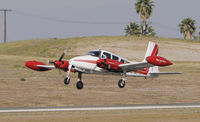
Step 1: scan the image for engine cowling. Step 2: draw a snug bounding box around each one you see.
[54,60,69,72]
[25,61,51,71]
[96,59,123,72]
[146,56,172,66]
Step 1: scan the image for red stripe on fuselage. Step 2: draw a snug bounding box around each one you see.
[74,59,96,64]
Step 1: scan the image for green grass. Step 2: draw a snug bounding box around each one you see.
[20,78,26,82]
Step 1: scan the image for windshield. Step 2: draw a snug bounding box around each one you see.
[87,51,100,57]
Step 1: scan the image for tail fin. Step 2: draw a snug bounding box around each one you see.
[143,41,158,61]
[144,42,182,77]
[144,41,160,77]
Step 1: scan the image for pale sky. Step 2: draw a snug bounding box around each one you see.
[0,0,200,42]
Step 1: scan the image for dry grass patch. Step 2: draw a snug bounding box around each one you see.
[0,54,199,108]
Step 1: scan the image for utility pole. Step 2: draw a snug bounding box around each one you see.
[0,9,11,43]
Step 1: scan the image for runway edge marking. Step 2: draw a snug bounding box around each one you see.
[1,104,200,113]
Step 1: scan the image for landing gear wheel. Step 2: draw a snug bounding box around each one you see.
[64,77,70,85]
[76,81,83,90]
[118,79,125,88]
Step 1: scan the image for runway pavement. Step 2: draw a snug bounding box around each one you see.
[0,104,200,113]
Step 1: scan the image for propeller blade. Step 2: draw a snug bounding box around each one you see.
[57,68,65,78]
[59,50,67,62]
[59,53,65,62]
[99,48,102,60]
[46,60,50,65]
[49,60,55,64]
[59,69,61,74]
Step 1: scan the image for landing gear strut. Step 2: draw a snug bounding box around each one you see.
[64,65,72,85]
[76,72,83,90]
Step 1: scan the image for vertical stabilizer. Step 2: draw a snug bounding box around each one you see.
[143,41,158,61]
[144,42,160,76]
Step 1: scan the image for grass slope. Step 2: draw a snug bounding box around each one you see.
[0,36,200,61]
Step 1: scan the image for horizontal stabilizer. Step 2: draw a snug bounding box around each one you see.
[149,72,182,75]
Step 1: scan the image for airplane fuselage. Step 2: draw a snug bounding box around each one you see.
[70,55,119,75]
[70,55,150,77]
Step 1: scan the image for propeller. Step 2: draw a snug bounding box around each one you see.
[46,50,69,78]
[94,48,102,70]
[58,50,71,80]
[58,50,67,75]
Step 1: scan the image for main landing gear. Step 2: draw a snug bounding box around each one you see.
[64,72,83,90]
[76,73,83,90]
[118,71,126,88]
[64,71,126,89]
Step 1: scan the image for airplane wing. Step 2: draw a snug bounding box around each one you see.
[37,65,56,69]
[119,62,153,72]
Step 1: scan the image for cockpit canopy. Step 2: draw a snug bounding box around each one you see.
[87,51,100,57]
[87,50,128,63]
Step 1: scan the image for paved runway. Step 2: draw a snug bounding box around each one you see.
[0,104,200,113]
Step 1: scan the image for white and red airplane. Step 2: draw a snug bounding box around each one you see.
[25,41,181,89]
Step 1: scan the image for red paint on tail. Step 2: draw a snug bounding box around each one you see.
[151,44,158,56]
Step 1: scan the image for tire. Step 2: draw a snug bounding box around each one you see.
[118,79,125,88]
[76,81,83,89]
[64,77,70,85]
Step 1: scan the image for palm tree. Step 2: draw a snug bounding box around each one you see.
[125,22,141,36]
[141,23,155,37]
[199,26,200,39]
[135,0,154,35]
[179,18,196,40]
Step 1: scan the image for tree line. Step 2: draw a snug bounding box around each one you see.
[125,0,200,40]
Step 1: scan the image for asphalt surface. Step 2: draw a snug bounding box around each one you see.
[0,104,200,113]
